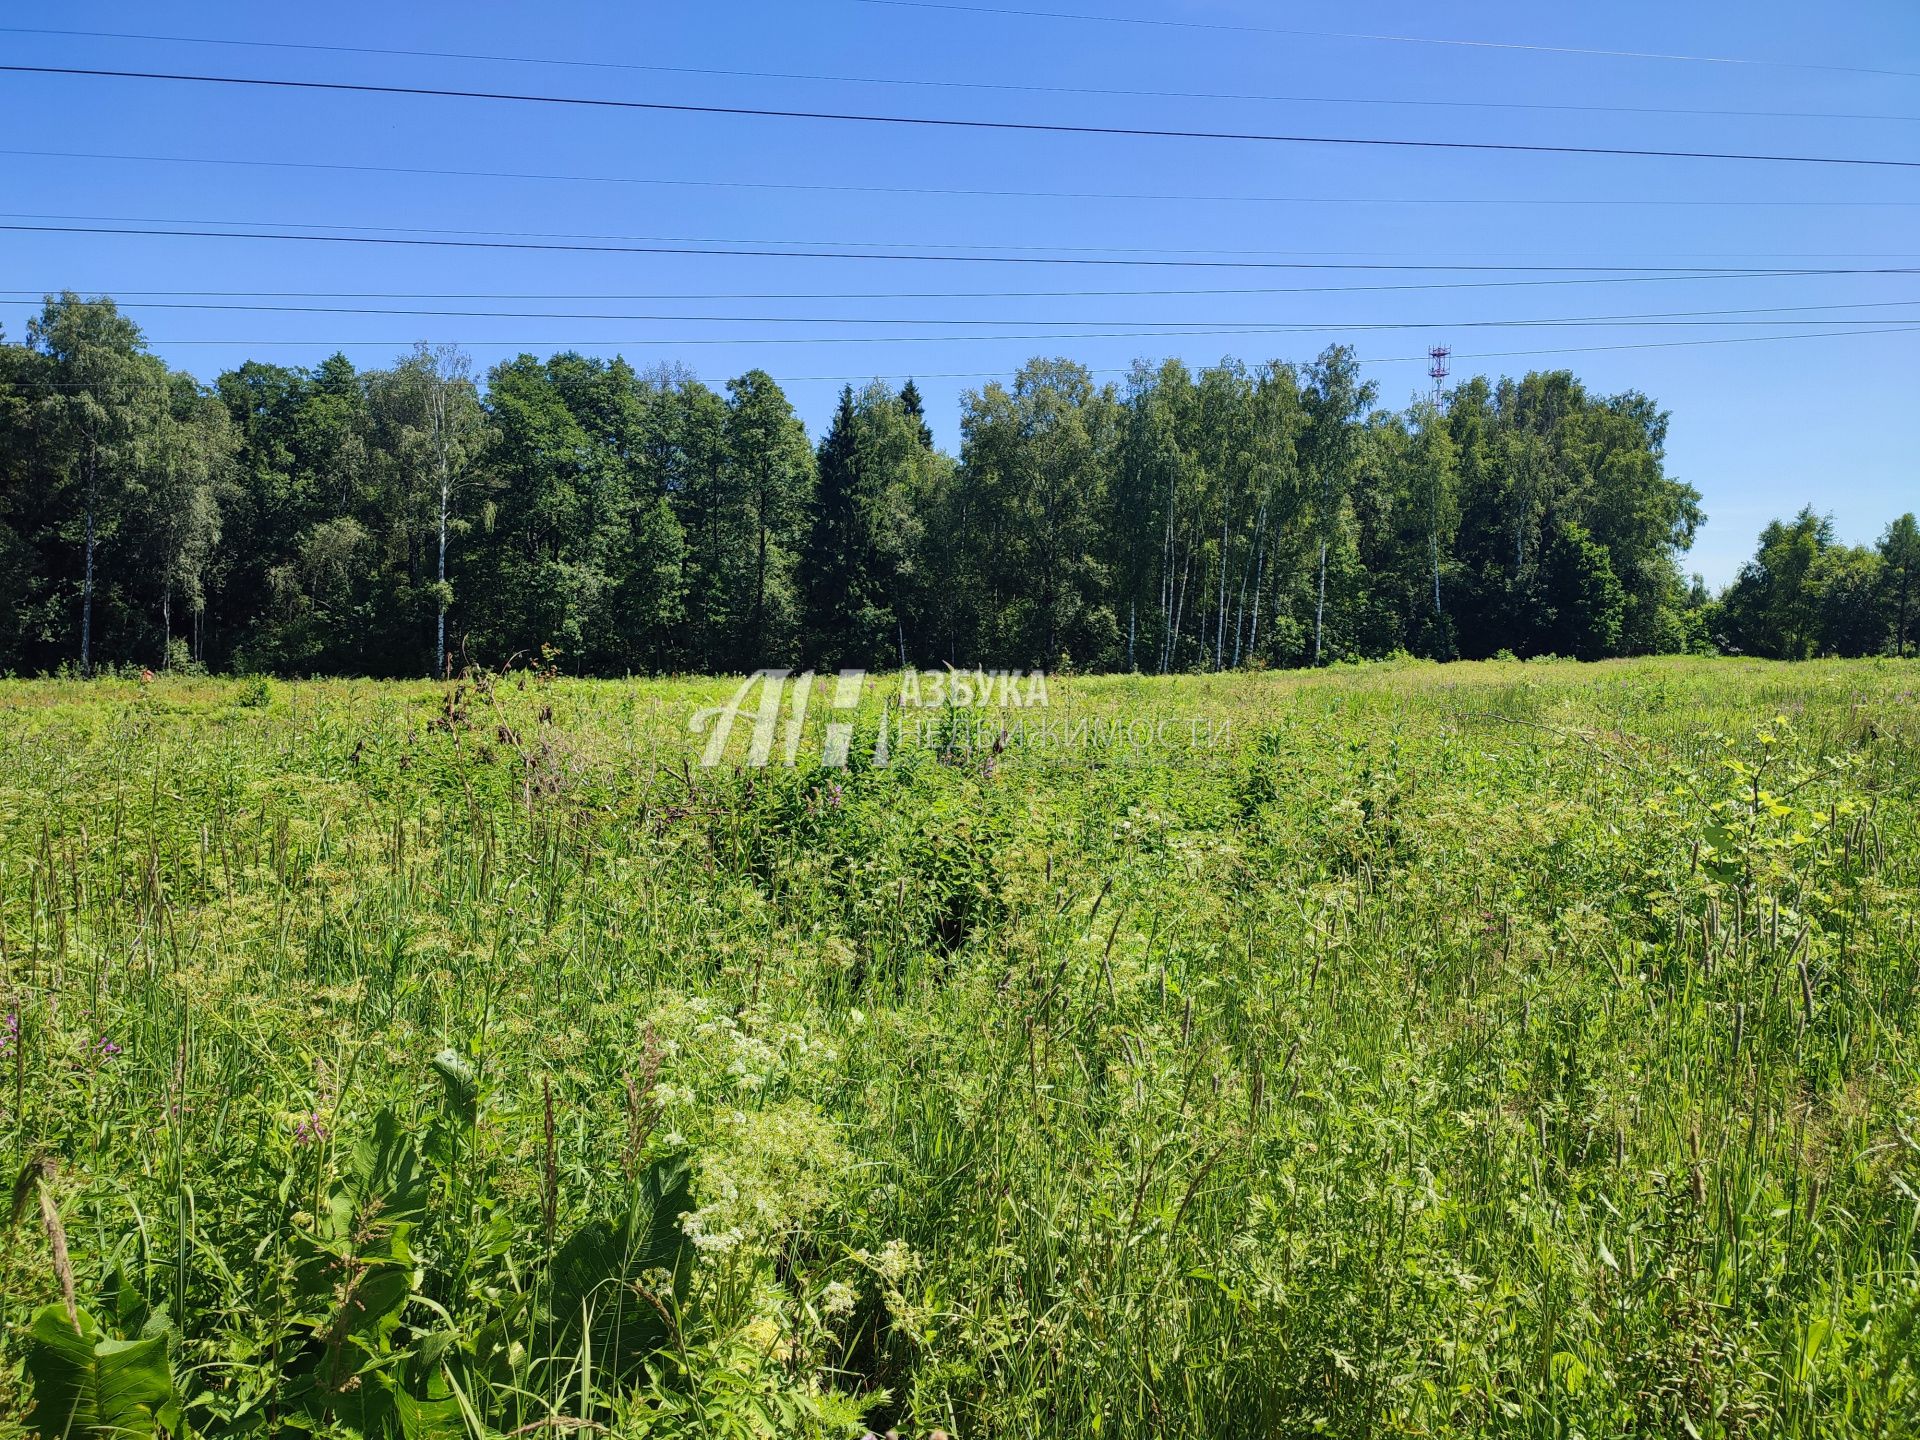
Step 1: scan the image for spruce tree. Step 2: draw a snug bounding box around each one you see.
[899,378,934,450]
[800,387,867,664]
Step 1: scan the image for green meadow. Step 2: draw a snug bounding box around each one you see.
[2,658,1917,1438]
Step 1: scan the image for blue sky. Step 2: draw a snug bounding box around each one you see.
[2,0,1915,585]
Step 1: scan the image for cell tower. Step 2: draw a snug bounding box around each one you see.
[1427,344,1451,409]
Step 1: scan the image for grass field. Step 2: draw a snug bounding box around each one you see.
[2,658,1917,1438]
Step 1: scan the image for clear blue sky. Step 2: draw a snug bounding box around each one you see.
[3,0,1915,585]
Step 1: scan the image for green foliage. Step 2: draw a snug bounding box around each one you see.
[1535,520,1627,659]
[800,383,937,670]
[2,661,1917,1437]
[463,352,687,674]
[719,369,816,668]
[542,1156,693,1381]
[1719,506,1909,659]
[3,304,1907,674]
[24,1305,179,1439]
[1878,512,1919,657]
[233,672,273,707]
[957,357,1121,668]
[6,294,228,678]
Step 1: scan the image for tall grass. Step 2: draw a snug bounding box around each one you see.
[1,657,1916,1437]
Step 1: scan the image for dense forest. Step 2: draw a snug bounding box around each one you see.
[0,292,1914,677]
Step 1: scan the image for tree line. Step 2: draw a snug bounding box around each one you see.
[1,293,1914,677]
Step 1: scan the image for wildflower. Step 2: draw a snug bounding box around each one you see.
[96,1036,122,1060]
[874,1239,918,1285]
[680,1207,743,1260]
[0,1011,17,1055]
[820,1280,857,1317]
[293,1112,328,1146]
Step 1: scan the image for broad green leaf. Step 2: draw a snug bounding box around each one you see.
[25,1304,178,1439]
[544,1154,695,1382]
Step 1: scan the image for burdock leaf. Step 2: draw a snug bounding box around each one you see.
[25,1303,177,1439]
[431,1047,478,1123]
[543,1154,695,1381]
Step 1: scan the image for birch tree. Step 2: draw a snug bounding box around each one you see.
[376,344,483,676]
[1300,347,1377,666]
[27,294,168,675]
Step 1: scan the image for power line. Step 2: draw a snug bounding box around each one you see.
[111,322,1920,347]
[5,24,1913,124]
[10,221,1920,275]
[847,0,1920,82]
[11,148,1914,210]
[10,210,1916,264]
[8,273,1916,303]
[12,296,1918,330]
[93,327,1920,372]
[6,65,1919,169]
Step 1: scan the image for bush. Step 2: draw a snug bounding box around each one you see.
[233,673,273,708]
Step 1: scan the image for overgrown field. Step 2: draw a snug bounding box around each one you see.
[2,659,1918,1438]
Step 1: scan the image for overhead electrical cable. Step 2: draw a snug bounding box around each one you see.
[20,296,1920,329]
[8,209,1915,263]
[3,24,1913,123]
[4,65,1918,169]
[7,274,1913,301]
[10,148,1913,209]
[9,221,1920,276]
[113,322,1920,347]
[116,326,1920,358]
[847,0,1920,82]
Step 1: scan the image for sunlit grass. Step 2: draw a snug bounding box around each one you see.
[2,657,1917,1437]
